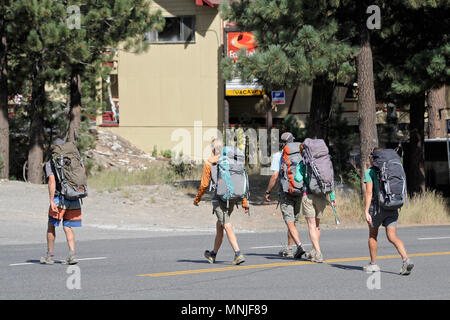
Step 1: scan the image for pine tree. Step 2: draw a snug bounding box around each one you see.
[219,0,356,142]
[370,0,450,194]
[64,0,164,142]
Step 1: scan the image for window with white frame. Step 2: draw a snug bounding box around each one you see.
[146,16,195,43]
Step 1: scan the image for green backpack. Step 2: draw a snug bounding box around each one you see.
[51,141,88,200]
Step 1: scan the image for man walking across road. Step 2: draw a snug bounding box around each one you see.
[194,138,249,265]
[40,139,82,265]
[300,138,336,263]
[363,148,414,275]
[265,132,306,259]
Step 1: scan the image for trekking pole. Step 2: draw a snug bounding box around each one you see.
[330,202,340,225]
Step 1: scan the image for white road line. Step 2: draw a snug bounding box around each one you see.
[9,257,107,266]
[250,244,311,249]
[418,236,450,241]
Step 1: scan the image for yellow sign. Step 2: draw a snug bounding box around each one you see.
[226,89,265,96]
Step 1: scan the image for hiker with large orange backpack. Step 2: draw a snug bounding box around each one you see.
[275,132,307,260]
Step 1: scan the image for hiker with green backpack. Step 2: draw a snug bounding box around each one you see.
[193,138,249,265]
[363,147,414,275]
[40,139,88,265]
[299,138,337,263]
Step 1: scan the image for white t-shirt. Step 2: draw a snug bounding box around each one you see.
[270,151,282,172]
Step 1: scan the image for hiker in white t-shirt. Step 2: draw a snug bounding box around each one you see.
[265,132,305,259]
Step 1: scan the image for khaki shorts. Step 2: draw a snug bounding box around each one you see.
[213,199,235,225]
[302,193,328,219]
[280,193,302,224]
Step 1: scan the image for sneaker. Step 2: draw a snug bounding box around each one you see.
[363,263,380,273]
[40,254,54,265]
[62,254,78,265]
[204,250,216,264]
[293,245,305,259]
[311,251,324,263]
[400,258,414,275]
[304,249,316,261]
[278,246,294,258]
[232,254,245,265]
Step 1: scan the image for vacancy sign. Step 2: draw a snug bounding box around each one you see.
[272,91,285,104]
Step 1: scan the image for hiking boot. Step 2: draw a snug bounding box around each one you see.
[232,254,245,265]
[311,251,324,263]
[400,258,414,275]
[363,263,380,273]
[278,246,294,258]
[204,250,216,264]
[62,254,78,265]
[40,254,54,265]
[293,245,305,259]
[304,249,316,261]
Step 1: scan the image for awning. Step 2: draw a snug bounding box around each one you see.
[195,0,225,7]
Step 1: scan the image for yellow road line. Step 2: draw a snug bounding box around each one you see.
[137,251,450,278]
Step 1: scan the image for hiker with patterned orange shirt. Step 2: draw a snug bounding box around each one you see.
[194,138,248,265]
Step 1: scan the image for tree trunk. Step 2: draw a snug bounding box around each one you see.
[27,80,46,184]
[308,76,335,143]
[224,98,229,132]
[427,86,446,139]
[67,70,82,142]
[0,26,9,179]
[406,94,426,195]
[357,27,379,196]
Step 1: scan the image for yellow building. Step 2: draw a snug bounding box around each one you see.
[101,0,226,162]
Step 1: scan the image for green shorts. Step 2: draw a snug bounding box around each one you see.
[302,193,328,219]
[279,193,302,224]
[213,199,235,225]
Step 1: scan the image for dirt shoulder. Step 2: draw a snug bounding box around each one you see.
[0,179,366,237]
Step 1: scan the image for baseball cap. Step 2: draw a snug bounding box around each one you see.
[281,132,294,143]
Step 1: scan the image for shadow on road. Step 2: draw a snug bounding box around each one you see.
[328,263,399,275]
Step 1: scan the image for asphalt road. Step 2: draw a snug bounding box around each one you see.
[1,225,449,300]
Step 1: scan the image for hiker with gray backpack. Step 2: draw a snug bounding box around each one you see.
[300,138,337,263]
[40,139,88,265]
[193,138,249,265]
[363,147,414,275]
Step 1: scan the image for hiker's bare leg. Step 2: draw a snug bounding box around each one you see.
[286,221,301,245]
[306,217,321,253]
[223,223,240,252]
[368,227,378,264]
[287,230,294,247]
[63,226,75,253]
[213,220,224,253]
[386,226,408,260]
[46,222,56,255]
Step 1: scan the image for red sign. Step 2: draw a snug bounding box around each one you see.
[227,32,257,61]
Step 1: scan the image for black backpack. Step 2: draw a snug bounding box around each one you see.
[372,149,407,211]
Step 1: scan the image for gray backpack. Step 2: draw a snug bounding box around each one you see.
[302,138,334,195]
[279,142,304,196]
[372,149,407,211]
[51,142,88,201]
[209,146,249,204]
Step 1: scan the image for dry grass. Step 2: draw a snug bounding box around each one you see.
[321,189,450,226]
[398,190,450,225]
[88,162,177,192]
